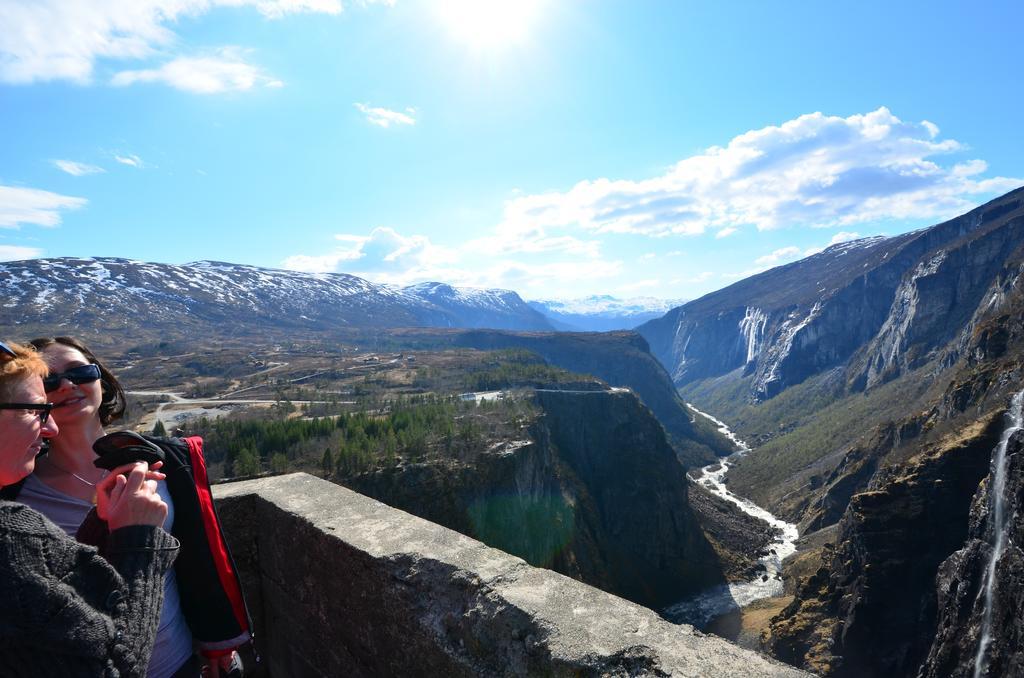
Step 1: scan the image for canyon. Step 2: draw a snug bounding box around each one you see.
[4,185,1024,676]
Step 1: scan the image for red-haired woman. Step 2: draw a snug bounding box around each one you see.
[0,339,177,676]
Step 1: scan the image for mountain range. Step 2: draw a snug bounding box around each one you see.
[0,258,554,343]
[527,295,687,332]
[639,186,1024,402]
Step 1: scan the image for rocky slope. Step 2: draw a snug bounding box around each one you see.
[920,426,1024,678]
[450,329,735,466]
[623,186,1024,675]
[345,388,725,610]
[762,271,1024,676]
[639,186,1024,401]
[0,257,553,344]
[763,413,1006,676]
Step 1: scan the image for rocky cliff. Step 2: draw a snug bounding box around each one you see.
[630,186,1024,676]
[920,425,1024,678]
[345,388,725,610]
[639,186,1024,402]
[763,280,1024,676]
[449,329,735,466]
[764,414,1005,676]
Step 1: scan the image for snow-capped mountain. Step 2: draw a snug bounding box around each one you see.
[0,258,553,343]
[638,186,1024,400]
[528,295,687,332]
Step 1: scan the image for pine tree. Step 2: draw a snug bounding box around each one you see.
[152,419,167,437]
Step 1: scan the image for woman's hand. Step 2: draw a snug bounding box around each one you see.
[96,462,168,531]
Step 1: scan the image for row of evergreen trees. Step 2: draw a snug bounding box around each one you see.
[184,394,533,478]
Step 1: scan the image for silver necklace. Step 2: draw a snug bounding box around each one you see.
[43,455,106,503]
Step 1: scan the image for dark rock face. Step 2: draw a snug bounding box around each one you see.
[765,415,1006,677]
[920,429,1024,678]
[638,187,1024,401]
[347,389,724,610]
[451,329,734,465]
[797,417,924,535]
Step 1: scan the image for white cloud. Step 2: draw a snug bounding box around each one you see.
[113,48,281,94]
[0,0,389,86]
[255,0,343,20]
[0,185,87,228]
[0,245,44,261]
[114,154,145,168]
[283,227,459,284]
[354,103,417,128]
[685,271,714,283]
[755,246,802,266]
[53,160,106,176]
[828,231,861,245]
[283,226,623,293]
[490,108,1021,243]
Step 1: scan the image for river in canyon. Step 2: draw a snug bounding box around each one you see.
[663,405,800,628]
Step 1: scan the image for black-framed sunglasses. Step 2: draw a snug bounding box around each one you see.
[0,403,53,424]
[0,340,16,360]
[42,364,102,393]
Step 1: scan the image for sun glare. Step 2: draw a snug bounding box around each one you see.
[435,0,545,50]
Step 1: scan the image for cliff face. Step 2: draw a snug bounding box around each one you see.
[764,415,1004,677]
[639,187,1024,402]
[346,389,724,610]
[920,427,1024,678]
[647,189,1024,676]
[450,330,734,465]
[763,283,1024,676]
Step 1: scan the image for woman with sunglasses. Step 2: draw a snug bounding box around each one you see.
[1,340,177,676]
[11,336,250,678]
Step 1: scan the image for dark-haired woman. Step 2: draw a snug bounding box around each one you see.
[1,339,177,676]
[12,337,250,678]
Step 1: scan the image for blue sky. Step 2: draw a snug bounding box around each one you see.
[1,0,1022,301]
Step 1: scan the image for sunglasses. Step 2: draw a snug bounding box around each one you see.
[43,364,102,393]
[0,340,16,360]
[0,402,53,424]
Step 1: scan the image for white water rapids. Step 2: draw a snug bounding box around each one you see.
[663,405,800,628]
[972,389,1024,678]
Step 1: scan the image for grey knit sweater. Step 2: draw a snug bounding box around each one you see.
[0,500,179,677]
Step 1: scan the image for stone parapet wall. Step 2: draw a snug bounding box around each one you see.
[214,473,809,677]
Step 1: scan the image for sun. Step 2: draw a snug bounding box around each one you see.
[434,0,545,51]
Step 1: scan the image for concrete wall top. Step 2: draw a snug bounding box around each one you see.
[214,473,810,677]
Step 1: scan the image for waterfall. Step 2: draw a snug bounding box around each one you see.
[972,389,1024,678]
